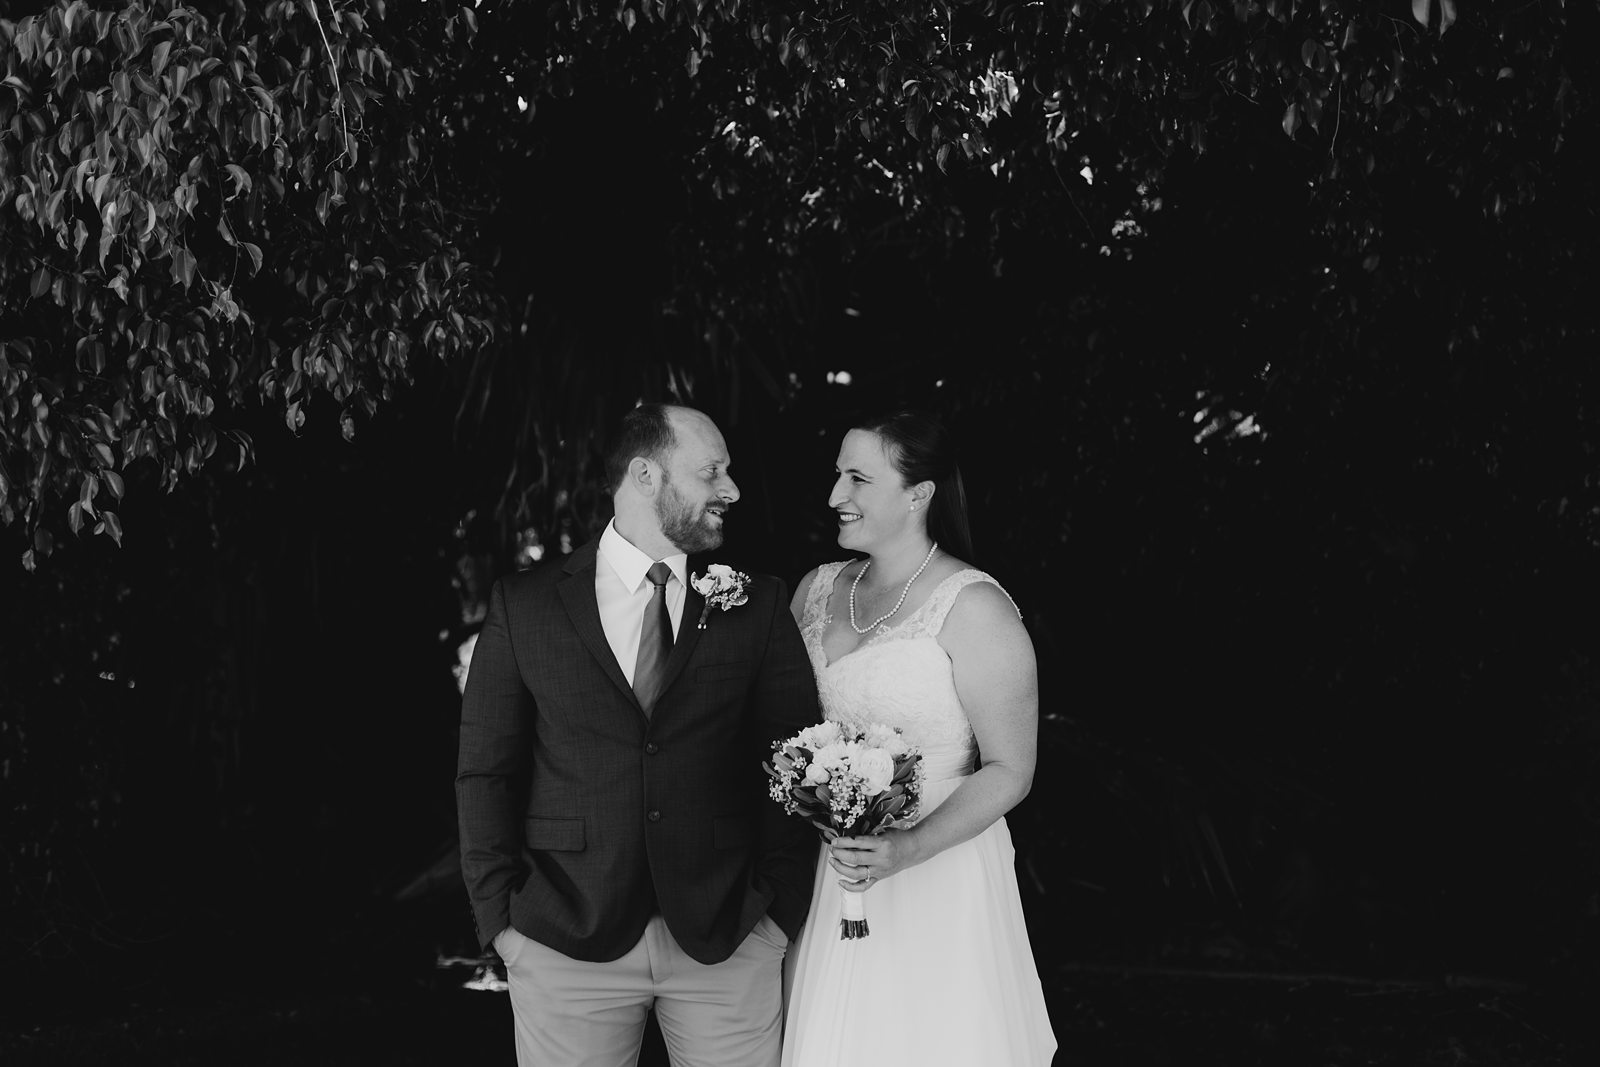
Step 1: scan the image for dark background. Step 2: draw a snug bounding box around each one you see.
[4,319,1598,1062]
[4,1,1600,1063]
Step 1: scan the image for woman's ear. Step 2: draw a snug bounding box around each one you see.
[909,480,936,511]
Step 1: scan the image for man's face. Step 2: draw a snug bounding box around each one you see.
[654,411,740,554]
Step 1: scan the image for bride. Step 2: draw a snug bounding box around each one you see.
[781,410,1057,1066]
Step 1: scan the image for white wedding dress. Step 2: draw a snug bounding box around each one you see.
[781,563,1057,1067]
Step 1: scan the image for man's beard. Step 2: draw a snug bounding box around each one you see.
[656,476,725,554]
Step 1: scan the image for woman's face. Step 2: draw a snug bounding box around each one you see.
[828,429,916,553]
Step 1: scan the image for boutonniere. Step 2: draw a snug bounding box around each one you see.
[690,563,751,629]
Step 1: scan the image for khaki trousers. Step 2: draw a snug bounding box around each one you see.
[495,914,789,1067]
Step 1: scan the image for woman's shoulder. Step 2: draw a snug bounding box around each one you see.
[924,553,977,586]
[926,560,1023,627]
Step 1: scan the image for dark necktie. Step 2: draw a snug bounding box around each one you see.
[632,561,674,715]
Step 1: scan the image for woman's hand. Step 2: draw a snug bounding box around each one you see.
[827,828,923,892]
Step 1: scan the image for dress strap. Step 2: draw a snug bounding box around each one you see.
[917,569,1021,638]
[801,560,851,631]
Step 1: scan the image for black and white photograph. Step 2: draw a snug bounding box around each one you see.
[2,1,1597,1064]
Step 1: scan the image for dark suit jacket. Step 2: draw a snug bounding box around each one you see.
[455,540,821,965]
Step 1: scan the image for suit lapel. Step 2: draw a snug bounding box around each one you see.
[556,542,637,709]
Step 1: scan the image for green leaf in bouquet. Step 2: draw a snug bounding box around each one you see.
[793,789,831,822]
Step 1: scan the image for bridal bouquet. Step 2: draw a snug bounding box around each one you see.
[764,720,923,939]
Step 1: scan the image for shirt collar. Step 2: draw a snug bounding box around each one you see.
[599,519,688,592]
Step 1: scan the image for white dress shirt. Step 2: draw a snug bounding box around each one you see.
[596,519,687,685]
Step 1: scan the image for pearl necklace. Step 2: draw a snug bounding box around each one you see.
[848,542,939,635]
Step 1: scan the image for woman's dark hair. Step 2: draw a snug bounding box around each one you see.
[856,409,975,563]
[604,403,678,493]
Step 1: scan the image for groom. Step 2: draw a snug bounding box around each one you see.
[456,403,820,1067]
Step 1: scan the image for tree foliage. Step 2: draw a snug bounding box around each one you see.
[411,0,1595,552]
[1,0,497,568]
[5,0,1594,561]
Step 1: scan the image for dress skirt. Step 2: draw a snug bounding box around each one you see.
[781,775,1058,1066]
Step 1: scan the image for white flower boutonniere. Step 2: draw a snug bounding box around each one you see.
[690,563,751,629]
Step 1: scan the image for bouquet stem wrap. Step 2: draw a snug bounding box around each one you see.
[840,884,869,939]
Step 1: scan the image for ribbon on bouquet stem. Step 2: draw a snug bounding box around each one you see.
[839,883,870,939]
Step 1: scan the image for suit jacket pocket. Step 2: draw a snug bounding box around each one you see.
[695,661,751,685]
[713,814,755,850]
[525,815,586,851]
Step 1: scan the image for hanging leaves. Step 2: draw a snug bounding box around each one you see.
[0,0,497,567]
[2,0,1588,569]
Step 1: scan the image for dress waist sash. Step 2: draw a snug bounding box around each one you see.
[919,741,978,782]
[914,742,978,816]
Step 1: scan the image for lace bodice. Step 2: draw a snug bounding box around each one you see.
[799,561,1017,781]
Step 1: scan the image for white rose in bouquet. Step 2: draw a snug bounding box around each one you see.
[813,741,850,774]
[864,722,910,758]
[855,748,895,794]
[799,721,843,751]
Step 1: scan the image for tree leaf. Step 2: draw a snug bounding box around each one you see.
[1439,0,1457,35]
[224,163,252,198]
[170,246,196,289]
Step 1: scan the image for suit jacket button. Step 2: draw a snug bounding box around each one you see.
[647,809,661,822]
[645,742,659,755]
